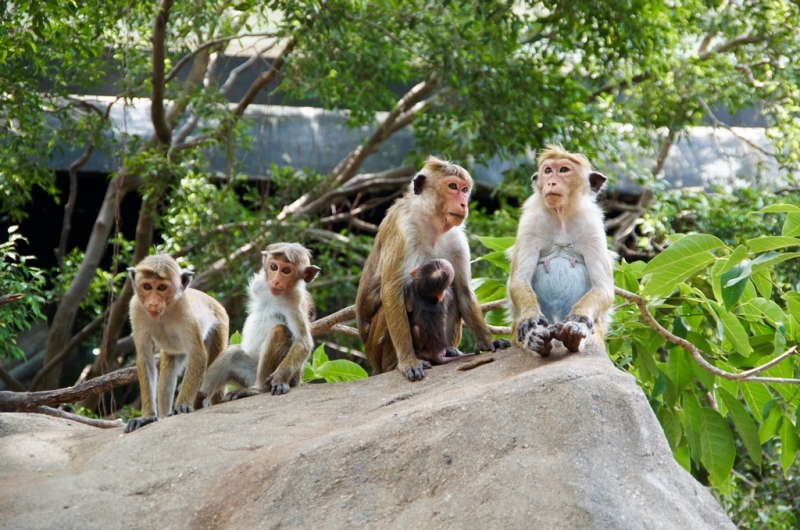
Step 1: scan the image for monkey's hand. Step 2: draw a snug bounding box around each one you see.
[168,404,193,416]
[552,315,593,353]
[124,415,158,433]
[265,374,292,395]
[516,315,554,356]
[445,347,463,358]
[223,387,262,402]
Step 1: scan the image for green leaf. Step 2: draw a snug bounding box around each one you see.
[667,349,694,393]
[642,234,725,297]
[473,278,506,303]
[741,382,772,423]
[720,267,748,309]
[229,330,242,345]
[779,415,798,478]
[783,213,800,237]
[757,204,800,213]
[708,301,752,356]
[698,406,736,494]
[673,445,691,472]
[313,359,368,382]
[657,406,683,450]
[477,236,516,253]
[472,251,509,272]
[751,271,773,300]
[312,344,328,368]
[683,392,704,463]
[759,404,783,444]
[717,387,762,470]
[747,236,800,253]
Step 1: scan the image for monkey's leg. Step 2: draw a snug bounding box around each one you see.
[203,324,229,405]
[364,309,397,375]
[125,338,159,433]
[173,331,209,415]
[552,315,593,353]
[157,352,182,417]
[264,325,305,395]
[515,315,554,356]
[202,345,257,406]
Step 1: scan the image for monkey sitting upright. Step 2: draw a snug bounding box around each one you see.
[125,254,229,433]
[405,259,463,366]
[507,144,614,356]
[199,242,320,403]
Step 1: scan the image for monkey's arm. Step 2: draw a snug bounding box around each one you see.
[507,241,554,355]
[379,239,426,381]
[264,324,308,395]
[173,321,208,412]
[126,320,159,433]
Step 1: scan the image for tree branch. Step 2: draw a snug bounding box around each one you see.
[31,406,124,429]
[0,365,25,392]
[615,287,800,384]
[151,0,175,146]
[233,36,297,117]
[164,31,277,84]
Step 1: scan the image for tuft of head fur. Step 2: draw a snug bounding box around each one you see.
[136,254,182,280]
[263,242,313,269]
[423,155,473,184]
[537,144,593,171]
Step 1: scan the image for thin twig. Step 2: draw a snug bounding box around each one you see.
[615,287,800,383]
[31,406,124,429]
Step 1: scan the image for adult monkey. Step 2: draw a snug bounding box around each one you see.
[508,144,614,356]
[356,156,509,381]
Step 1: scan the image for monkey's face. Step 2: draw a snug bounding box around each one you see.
[536,159,585,209]
[266,259,301,296]
[135,276,179,318]
[439,177,471,227]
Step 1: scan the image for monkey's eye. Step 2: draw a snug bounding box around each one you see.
[448,183,458,190]
[282,267,292,275]
[462,186,469,194]
[270,263,278,271]
[559,166,569,173]
[544,167,552,173]
[143,283,152,291]
[157,284,167,291]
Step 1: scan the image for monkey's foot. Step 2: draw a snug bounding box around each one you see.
[399,361,426,381]
[552,315,593,353]
[193,391,207,410]
[493,338,511,350]
[264,374,293,395]
[124,415,158,433]
[223,388,262,402]
[168,404,193,416]
[445,347,463,357]
[517,315,553,356]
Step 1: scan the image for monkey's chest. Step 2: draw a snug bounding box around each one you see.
[151,328,191,353]
[530,248,590,324]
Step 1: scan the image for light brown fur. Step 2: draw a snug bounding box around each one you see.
[507,145,614,356]
[356,156,509,381]
[125,254,229,433]
[199,242,320,402]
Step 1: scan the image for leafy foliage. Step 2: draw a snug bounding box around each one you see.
[0,228,47,362]
[303,344,368,384]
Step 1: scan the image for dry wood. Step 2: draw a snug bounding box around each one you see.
[31,406,124,429]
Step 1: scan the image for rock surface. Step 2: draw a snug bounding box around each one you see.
[0,345,734,530]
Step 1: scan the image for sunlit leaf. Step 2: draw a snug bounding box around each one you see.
[708,301,752,357]
[476,236,516,253]
[741,383,772,423]
[313,359,368,382]
[229,330,242,345]
[747,236,800,253]
[641,234,725,297]
[779,415,798,478]
[717,387,762,470]
[759,404,783,444]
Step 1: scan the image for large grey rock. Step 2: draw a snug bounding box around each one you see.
[0,345,733,529]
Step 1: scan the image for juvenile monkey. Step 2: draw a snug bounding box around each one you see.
[405,259,461,366]
[507,144,614,356]
[199,243,320,402]
[125,255,229,433]
[356,156,509,381]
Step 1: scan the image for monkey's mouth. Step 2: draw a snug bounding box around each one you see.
[545,192,561,198]
[448,212,465,220]
[147,309,162,318]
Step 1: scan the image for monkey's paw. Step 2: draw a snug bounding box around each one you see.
[552,315,593,353]
[517,316,553,356]
[168,404,193,416]
[445,347,463,358]
[516,315,549,343]
[493,338,511,350]
[124,415,158,433]
[399,361,426,382]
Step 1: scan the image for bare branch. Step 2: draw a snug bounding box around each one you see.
[151,0,175,146]
[220,41,277,95]
[56,145,94,262]
[698,98,777,158]
[233,36,297,117]
[164,31,277,84]
[615,287,800,384]
[0,365,25,392]
[698,33,767,61]
[31,406,124,429]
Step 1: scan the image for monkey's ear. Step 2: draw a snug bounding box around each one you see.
[412,173,426,195]
[180,270,194,290]
[127,267,137,283]
[303,266,321,283]
[409,266,419,278]
[588,172,607,194]
[530,172,539,187]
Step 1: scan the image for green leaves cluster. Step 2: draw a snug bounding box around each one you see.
[471,205,800,497]
[303,344,367,384]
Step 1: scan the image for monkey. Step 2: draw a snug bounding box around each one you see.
[125,254,229,433]
[405,258,463,366]
[198,242,320,403]
[355,155,510,382]
[507,144,614,356]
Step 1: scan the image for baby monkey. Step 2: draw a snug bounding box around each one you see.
[405,259,463,365]
[199,242,320,403]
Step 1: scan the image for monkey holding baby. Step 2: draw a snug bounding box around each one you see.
[125,255,229,433]
[199,242,320,403]
[507,144,614,356]
[356,156,509,381]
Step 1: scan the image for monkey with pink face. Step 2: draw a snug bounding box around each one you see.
[507,144,614,356]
